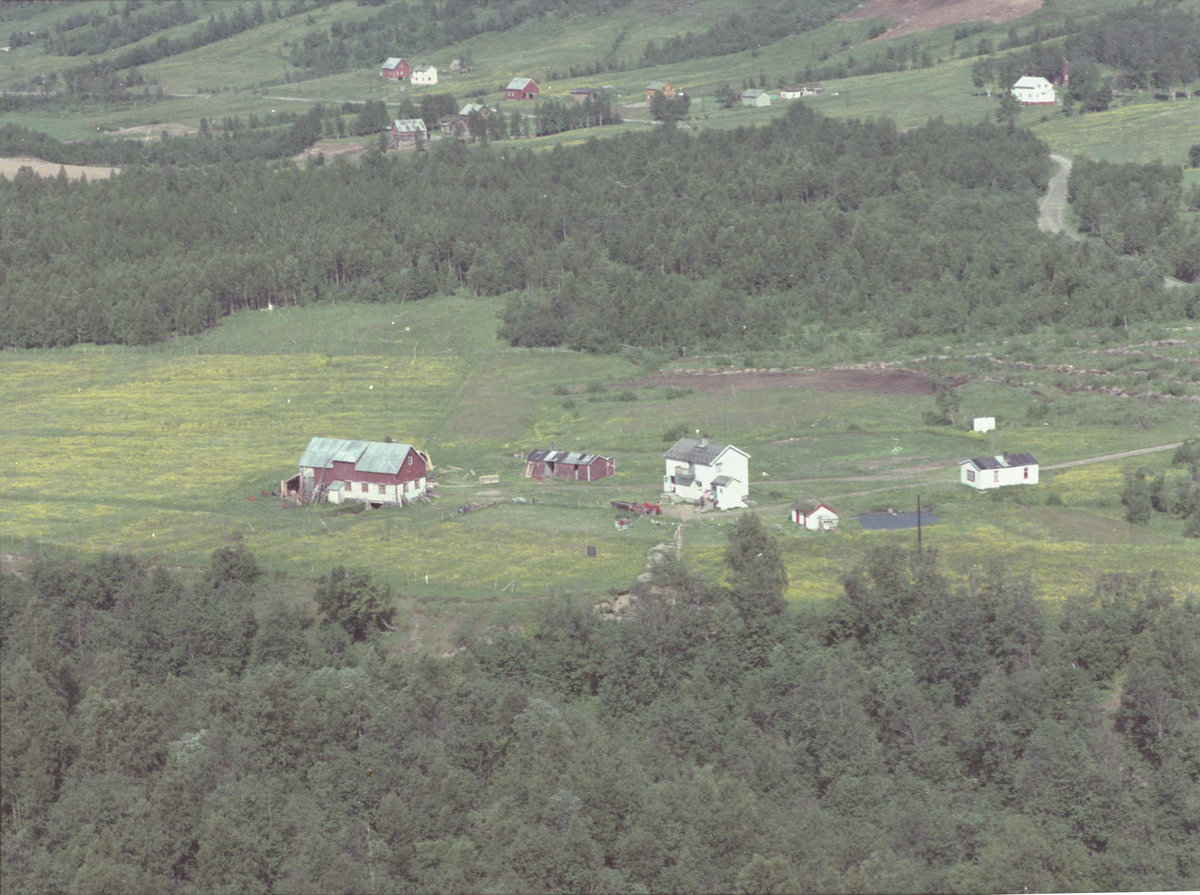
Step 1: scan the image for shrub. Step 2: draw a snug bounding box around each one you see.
[585,380,606,394]
[615,390,638,402]
[664,386,693,400]
[552,384,570,396]
[663,422,689,442]
[562,398,577,411]
[1045,492,1064,506]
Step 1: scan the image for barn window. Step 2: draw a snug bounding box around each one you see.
[361,482,369,492]
[407,456,412,465]
[966,469,975,482]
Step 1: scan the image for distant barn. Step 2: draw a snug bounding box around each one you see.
[288,437,431,506]
[523,449,615,481]
[380,57,410,80]
[506,77,540,100]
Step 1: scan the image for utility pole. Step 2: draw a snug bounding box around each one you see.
[916,494,923,554]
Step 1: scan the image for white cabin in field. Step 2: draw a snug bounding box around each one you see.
[1011,76,1056,104]
[664,436,750,508]
[960,452,1039,490]
[792,504,839,531]
[411,64,438,86]
[973,417,996,433]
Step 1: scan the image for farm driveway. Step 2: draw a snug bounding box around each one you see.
[1038,153,1075,236]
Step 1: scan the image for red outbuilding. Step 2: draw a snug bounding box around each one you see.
[505,77,540,100]
[523,449,615,481]
[380,57,410,79]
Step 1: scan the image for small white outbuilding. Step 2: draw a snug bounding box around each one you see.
[973,417,996,433]
[960,452,1039,490]
[791,504,839,531]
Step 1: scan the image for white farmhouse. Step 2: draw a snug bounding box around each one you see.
[1011,76,1056,104]
[792,503,839,531]
[411,64,438,86]
[664,436,750,508]
[960,452,1039,490]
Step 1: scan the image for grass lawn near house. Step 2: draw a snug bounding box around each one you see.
[3,300,1196,650]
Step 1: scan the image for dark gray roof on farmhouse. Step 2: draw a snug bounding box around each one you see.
[664,437,746,465]
[962,452,1039,470]
[300,438,414,475]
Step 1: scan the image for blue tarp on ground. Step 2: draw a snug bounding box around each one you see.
[856,512,940,530]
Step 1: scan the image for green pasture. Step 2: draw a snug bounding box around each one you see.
[2,300,1197,647]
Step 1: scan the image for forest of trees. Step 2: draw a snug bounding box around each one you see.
[3,102,1195,350]
[637,0,857,67]
[2,519,1197,893]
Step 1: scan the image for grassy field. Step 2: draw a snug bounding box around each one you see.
[2,300,1197,647]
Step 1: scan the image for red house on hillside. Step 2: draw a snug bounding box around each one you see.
[506,77,540,100]
[289,437,431,506]
[522,448,615,481]
[380,57,410,80]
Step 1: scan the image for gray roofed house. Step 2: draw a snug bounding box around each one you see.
[663,436,750,508]
[960,452,1039,490]
[664,436,735,466]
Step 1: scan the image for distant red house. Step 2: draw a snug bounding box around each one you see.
[506,77,540,100]
[523,449,615,481]
[380,57,410,80]
[389,118,427,146]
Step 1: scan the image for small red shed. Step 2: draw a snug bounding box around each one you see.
[523,449,615,481]
[506,77,540,100]
[381,57,410,80]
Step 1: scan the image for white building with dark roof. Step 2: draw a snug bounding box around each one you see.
[663,436,750,508]
[411,64,437,86]
[960,452,1039,490]
[1011,76,1056,104]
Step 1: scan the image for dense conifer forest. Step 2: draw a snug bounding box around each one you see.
[2,519,1197,893]
[2,103,1194,350]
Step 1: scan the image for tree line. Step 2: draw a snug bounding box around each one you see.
[1069,156,1198,281]
[637,0,857,67]
[3,102,1194,351]
[2,518,1197,893]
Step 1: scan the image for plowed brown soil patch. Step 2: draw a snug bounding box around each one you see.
[630,368,937,395]
[841,0,1042,40]
[111,122,198,137]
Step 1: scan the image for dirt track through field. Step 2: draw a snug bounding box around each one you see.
[1038,153,1076,236]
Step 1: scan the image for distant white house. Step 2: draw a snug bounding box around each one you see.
[960,452,1039,490]
[792,504,839,531]
[411,64,438,86]
[973,417,996,433]
[1011,76,1056,104]
[664,436,750,508]
[741,88,772,107]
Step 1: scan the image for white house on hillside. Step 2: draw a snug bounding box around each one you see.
[960,452,1039,490]
[664,436,750,508]
[411,64,438,86]
[1011,76,1056,104]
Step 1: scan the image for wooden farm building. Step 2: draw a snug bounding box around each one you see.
[569,87,602,103]
[740,88,771,107]
[380,57,410,80]
[663,436,750,509]
[523,449,615,481]
[960,452,1039,490]
[506,77,540,100]
[645,81,676,100]
[287,437,431,506]
[389,118,427,146]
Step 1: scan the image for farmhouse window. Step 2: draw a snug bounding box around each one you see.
[994,471,1000,483]
[361,482,369,492]
[1023,468,1029,479]
[966,469,976,482]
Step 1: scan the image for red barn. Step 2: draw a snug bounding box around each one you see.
[523,449,615,481]
[294,438,431,506]
[389,118,427,146]
[505,77,540,100]
[380,57,410,80]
